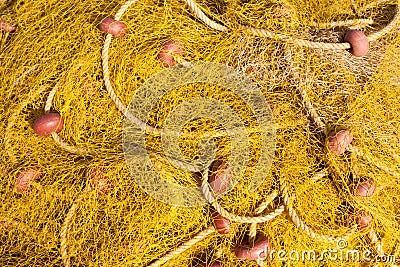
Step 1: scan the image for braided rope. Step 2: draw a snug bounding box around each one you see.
[367,3,400,42]
[3,0,397,266]
[183,0,227,32]
[295,78,328,135]
[284,24,399,255]
[103,0,251,139]
[249,190,279,243]
[284,46,328,135]
[187,0,398,34]
[60,186,91,267]
[44,84,58,113]
[102,0,158,135]
[183,0,400,50]
[291,52,400,181]
[143,167,281,267]
[280,174,356,242]
[201,170,285,224]
[287,45,400,195]
[147,226,215,267]
[51,133,93,154]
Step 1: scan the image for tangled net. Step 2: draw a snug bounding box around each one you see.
[1,0,400,266]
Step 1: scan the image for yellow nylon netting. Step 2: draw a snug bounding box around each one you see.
[1,0,400,266]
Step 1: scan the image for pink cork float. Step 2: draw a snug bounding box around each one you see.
[344,30,369,57]
[327,129,353,155]
[208,160,231,195]
[157,39,184,68]
[15,167,41,193]
[0,19,16,33]
[99,18,127,37]
[353,211,373,232]
[355,179,376,198]
[33,113,64,137]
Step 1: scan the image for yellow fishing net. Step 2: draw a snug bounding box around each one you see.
[1,0,399,266]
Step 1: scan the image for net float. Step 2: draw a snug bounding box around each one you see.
[344,30,369,57]
[355,179,376,198]
[99,18,126,37]
[0,221,11,229]
[271,3,296,21]
[211,210,230,235]
[236,235,271,261]
[81,77,98,97]
[15,167,41,193]
[0,19,16,33]
[33,113,64,137]
[89,167,112,194]
[354,211,373,232]
[157,39,184,68]
[327,129,353,155]
[208,160,232,195]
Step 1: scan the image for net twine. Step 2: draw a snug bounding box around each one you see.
[4,0,399,265]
